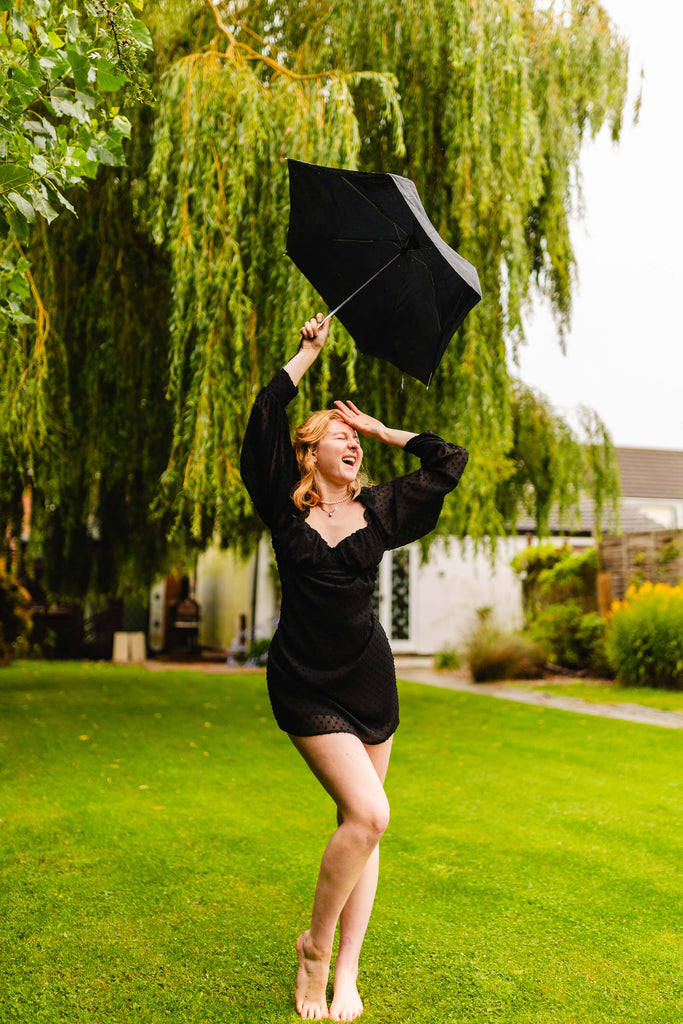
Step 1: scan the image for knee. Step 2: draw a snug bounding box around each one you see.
[372,802,390,840]
[355,799,390,847]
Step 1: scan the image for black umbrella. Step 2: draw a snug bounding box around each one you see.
[286,158,482,386]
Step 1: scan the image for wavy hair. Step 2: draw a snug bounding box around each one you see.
[291,410,364,511]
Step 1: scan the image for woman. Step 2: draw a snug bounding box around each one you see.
[240,313,468,1021]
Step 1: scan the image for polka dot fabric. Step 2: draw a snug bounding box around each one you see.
[240,369,468,743]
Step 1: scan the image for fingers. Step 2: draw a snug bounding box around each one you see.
[333,400,357,422]
[299,313,328,341]
[334,399,364,421]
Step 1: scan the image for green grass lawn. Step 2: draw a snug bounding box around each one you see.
[1,660,682,1023]
[519,678,683,712]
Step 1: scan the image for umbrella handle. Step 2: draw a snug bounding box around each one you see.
[321,250,402,324]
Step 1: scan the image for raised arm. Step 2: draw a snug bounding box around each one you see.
[241,313,331,526]
[333,399,417,450]
[283,313,330,386]
[361,430,469,550]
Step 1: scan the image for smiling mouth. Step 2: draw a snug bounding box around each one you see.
[342,456,356,466]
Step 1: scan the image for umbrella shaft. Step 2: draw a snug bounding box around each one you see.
[322,251,402,324]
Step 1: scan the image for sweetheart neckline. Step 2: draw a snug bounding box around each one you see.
[302,513,371,550]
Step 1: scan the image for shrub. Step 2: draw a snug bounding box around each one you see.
[606,582,683,690]
[434,646,461,670]
[468,633,545,682]
[527,602,612,676]
[0,566,33,665]
[511,543,599,615]
[466,611,545,682]
[244,637,271,666]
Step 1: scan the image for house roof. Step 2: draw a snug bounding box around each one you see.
[516,498,664,537]
[617,447,683,501]
[512,446,683,537]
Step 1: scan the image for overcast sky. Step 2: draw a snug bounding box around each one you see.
[514,0,683,451]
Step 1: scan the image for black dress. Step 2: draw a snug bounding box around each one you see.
[240,368,469,744]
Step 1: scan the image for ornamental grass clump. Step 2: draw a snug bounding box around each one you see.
[606,582,683,690]
[466,608,545,682]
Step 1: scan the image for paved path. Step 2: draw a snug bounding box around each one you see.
[393,661,683,731]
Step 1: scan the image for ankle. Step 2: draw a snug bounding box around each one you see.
[334,944,360,977]
[300,929,332,962]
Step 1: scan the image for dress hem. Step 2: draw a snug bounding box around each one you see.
[282,723,399,745]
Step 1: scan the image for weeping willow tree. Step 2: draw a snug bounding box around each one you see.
[143,0,628,547]
[2,0,630,599]
[145,5,404,544]
[499,383,622,537]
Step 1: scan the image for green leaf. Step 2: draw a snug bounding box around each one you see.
[9,273,30,298]
[86,139,121,167]
[8,189,36,222]
[129,18,153,51]
[64,145,99,177]
[10,11,30,38]
[28,186,58,222]
[49,90,91,122]
[67,48,91,92]
[112,114,132,137]
[7,206,28,242]
[30,153,49,175]
[48,31,65,48]
[12,65,42,91]
[96,62,126,93]
[0,164,33,191]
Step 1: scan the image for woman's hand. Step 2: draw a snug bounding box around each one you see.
[334,399,418,449]
[284,313,329,386]
[299,313,330,352]
[333,400,386,441]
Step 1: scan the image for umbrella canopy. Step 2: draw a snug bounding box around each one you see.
[286,159,482,386]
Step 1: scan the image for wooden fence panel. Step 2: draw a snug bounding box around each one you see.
[599,530,683,601]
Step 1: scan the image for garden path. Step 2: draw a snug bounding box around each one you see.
[393,658,683,731]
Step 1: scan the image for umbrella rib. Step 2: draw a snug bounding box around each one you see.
[323,251,403,323]
[341,177,405,242]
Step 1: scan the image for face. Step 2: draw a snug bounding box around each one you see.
[313,420,363,487]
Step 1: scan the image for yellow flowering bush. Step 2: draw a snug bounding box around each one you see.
[606,582,683,689]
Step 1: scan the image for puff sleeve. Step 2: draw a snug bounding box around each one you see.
[362,432,468,550]
[240,369,299,529]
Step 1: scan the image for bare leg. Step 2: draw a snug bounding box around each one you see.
[330,738,392,1022]
[289,732,392,1020]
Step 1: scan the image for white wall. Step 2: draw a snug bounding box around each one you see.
[409,536,527,654]
[196,536,277,653]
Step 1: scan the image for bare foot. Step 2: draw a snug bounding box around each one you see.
[330,966,363,1021]
[296,931,330,1020]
